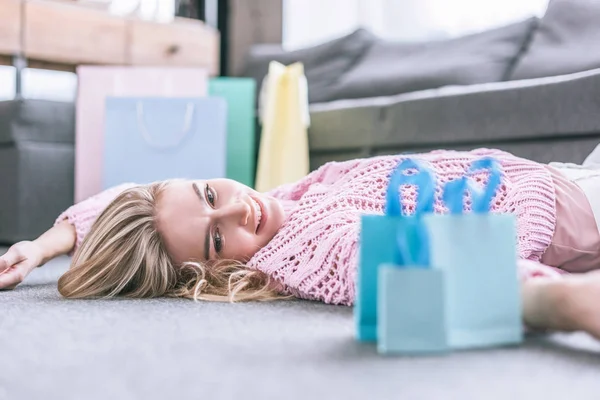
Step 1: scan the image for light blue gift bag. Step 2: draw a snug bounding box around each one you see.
[427,158,523,349]
[376,160,449,354]
[356,157,523,355]
[103,97,227,189]
[356,159,446,350]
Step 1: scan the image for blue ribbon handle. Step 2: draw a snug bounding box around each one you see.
[385,159,436,266]
[385,159,435,216]
[443,157,502,215]
[395,218,431,266]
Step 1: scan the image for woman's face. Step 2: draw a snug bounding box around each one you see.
[155,179,285,265]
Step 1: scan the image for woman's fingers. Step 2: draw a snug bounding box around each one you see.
[0,266,25,290]
[0,247,26,274]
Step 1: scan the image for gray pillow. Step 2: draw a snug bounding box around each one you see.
[510,0,600,80]
[242,29,376,103]
[327,18,539,102]
[0,99,75,145]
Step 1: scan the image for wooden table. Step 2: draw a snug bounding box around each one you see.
[0,0,220,87]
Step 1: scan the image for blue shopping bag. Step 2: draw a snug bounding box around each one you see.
[356,159,447,353]
[103,97,227,189]
[426,158,523,349]
[356,157,523,355]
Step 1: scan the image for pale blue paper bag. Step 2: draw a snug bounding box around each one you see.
[375,160,449,354]
[377,266,447,354]
[426,158,523,349]
[356,157,523,355]
[103,97,227,189]
[356,159,447,352]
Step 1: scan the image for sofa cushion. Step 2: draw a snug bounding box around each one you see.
[0,142,75,243]
[510,0,600,80]
[308,68,600,164]
[242,29,376,103]
[327,18,539,102]
[0,99,75,144]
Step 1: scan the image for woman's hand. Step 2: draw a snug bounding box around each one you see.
[522,270,600,340]
[545,271,600,340]
[0,221,76,290]
[0,241,45,290]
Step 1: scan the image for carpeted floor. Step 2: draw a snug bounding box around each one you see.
[2,248,600,400]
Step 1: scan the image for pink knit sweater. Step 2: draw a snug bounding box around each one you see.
[56,149,561,305]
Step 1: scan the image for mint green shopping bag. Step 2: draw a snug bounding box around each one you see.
[209,78,256,187]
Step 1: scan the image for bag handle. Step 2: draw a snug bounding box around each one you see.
[385,159,436,217]
[136,102,195,150]
[442,157,502,215]
[394,217,431,267]
[385,159,435,267]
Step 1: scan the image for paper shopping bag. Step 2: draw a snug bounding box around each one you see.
[255,61,310,192]
[208,78,257,188]
[103,97,227,188]
[426,158,523,349]
[377,266,447,354]
[76,66,208,202]
[356,159,448,355]
[357,157,522,355]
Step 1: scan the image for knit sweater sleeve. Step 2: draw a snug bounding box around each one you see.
[267,159,364,201]
[54,183,136,253]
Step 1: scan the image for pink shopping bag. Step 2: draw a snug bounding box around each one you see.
[75,66,208,203]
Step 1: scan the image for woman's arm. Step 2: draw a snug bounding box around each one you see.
[0,221,75,289]
[37,220,77,264]
[521,270,600,339]
[518,259,600,339]
[0,183,135,290]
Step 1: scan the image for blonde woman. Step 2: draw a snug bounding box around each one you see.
[3,148,600,339]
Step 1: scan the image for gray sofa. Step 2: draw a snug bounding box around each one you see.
[244,0,600,170]
[308,69,600,170]
[0,100,75,244]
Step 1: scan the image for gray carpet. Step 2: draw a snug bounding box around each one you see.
[2,248,600,400]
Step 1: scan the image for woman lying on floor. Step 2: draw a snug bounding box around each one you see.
[2,148,600,339]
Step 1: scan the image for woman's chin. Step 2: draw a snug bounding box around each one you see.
[263,195,285,239]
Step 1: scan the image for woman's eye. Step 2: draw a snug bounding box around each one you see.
[205,184,216,207]
[214,229,223,253]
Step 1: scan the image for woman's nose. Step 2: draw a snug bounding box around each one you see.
[216,201,250,226]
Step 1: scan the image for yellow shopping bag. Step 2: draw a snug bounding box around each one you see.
[255,61,310,192]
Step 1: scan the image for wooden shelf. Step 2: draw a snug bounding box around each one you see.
[0,0,220,74]
[0,0,21,55]
[24,0,128,65]
[129,17,220,76]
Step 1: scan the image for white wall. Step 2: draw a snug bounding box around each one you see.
[0,67,16,100]
[283,0,549,49]
[0,67,76,102]
[283,0,361,50]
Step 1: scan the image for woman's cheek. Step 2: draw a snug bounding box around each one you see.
[227,233,258,261]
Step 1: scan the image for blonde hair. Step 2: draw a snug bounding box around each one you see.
[57,181,283,302]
